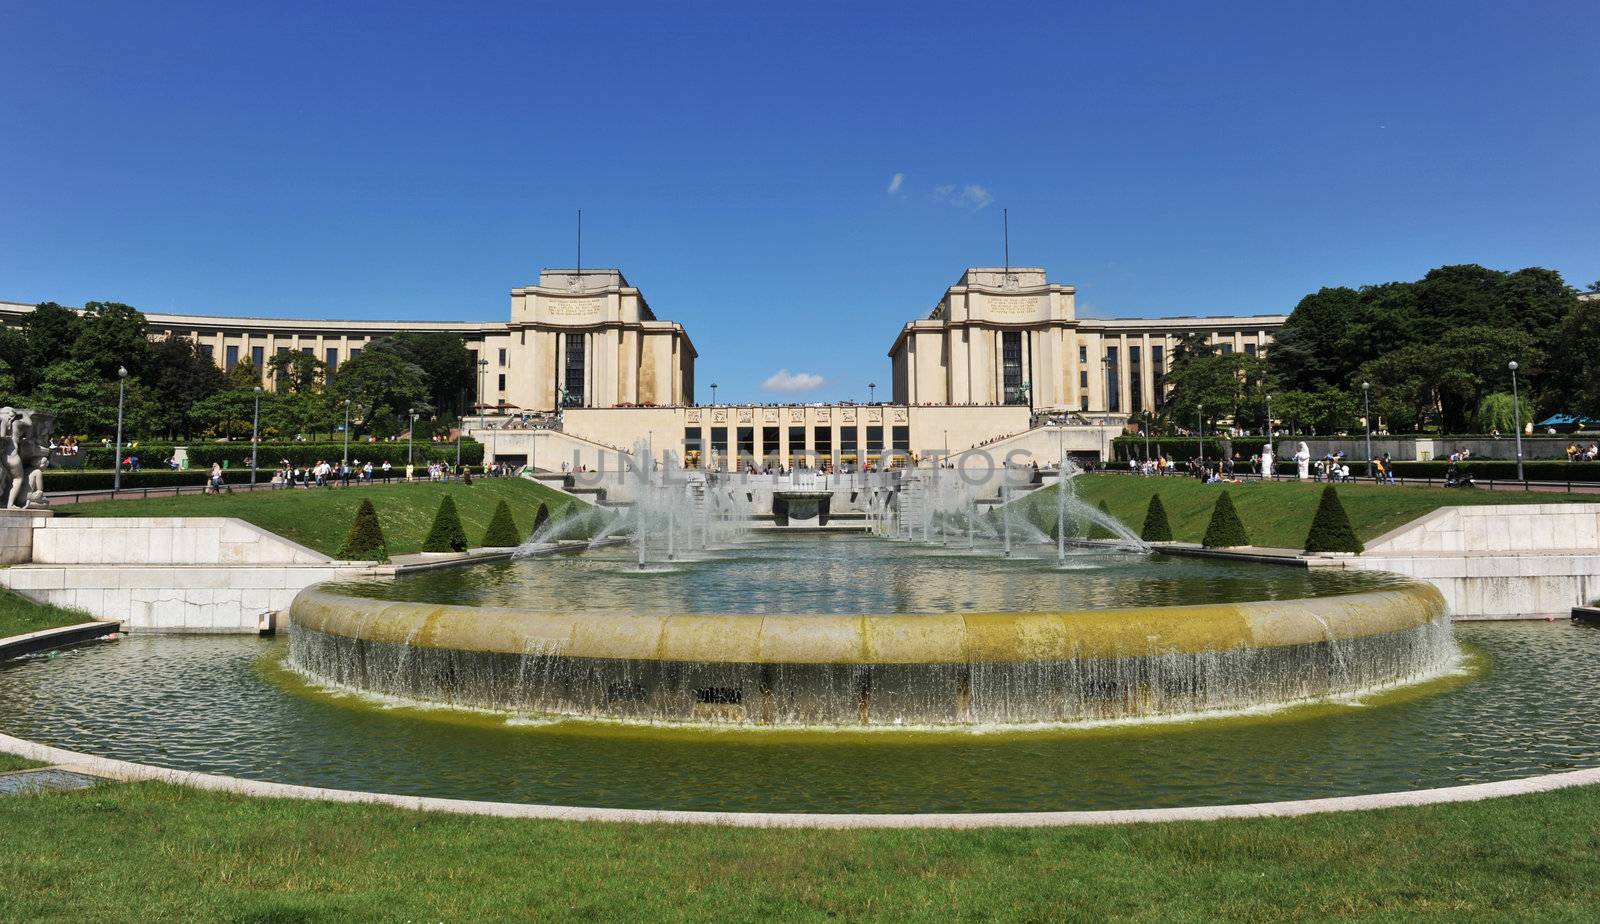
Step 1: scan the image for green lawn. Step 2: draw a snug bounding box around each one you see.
[1055,474,1594,550]
[54,478,578,558]
[0,780,1597,921]
[0,589,95,640]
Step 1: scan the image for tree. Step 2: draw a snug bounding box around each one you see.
[367,333,476,416]
[1140,494,1173,542]
[71,301,150,379]
[531,502,550,540]
[1201,491,1249,548]
[227,356,262,389]
[1477,392,1533,435]
[423,495,468,552]
[1542,295,1600,418]
[21,302,83,388]
[337,499,388,561]
[190,388,258,439]
[1267,287,1365,391]
[146,336,226,439]
[1163,353,1267,432]
[268,351,327,394]
[1303,485,1363,554]
[329,349,430,438]
[482,500,521,547]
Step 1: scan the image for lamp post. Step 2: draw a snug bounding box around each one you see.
[1265,393,1273,480]
[710,383,718,405]
[407,408,416,479]
[250,386,262,486]
[1197,404,1204,465]
[341,399,351,470]
[1362,381,1373,479]
[1143,412,1151,461]
[454,387,464,474]
[112,366,128,493]
[868,382,876,403]
[1510,361,1525,482]
[476,359,488,421]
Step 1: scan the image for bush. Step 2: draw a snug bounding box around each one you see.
[422,496,468,552]
[481,500,521,548]
[187,441,483,469]
[531,503,550,541]
[337,499,388,561]
[1388,460,1600,482]
[1304,485,1363,554]
[1087,500,1118,540]
[1113,436,1269,463]
[1141,494,1173,542]
[45,470,217,492]
[1201,491,1250,548]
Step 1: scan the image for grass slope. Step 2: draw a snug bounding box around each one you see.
[55,479,576,558]
[0,590,94,639]
[1059,475,1592,550]
[0,781,1598,920]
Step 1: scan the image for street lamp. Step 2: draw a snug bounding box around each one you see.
[868,382,877,403]
[342,399,351,470]
[250,386,262,486]
[710,383,718,405]
[1197,404,1204,465]
[1362,381,1373,479]
[407,408,416,478]
[476,358,488,421]
[1510,360,1525,482]
[112,366,128,493]
[1143,412,1151,462]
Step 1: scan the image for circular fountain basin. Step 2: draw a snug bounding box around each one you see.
[288,540,1451,726]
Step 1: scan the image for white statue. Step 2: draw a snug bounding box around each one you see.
[1294,442,1311,481]
[1261,442,1275,480]
[0,407,56,509]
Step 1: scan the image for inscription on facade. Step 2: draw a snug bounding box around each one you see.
[540,297,606,320]
[984,295,1044,318]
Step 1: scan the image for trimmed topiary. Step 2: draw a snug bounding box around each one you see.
[1304,484,1364,554]
[1087,500,1118,540]
[1141,493,1173,542]
[1201,490,1250,548]
[481,499,521,548]
[336,498,387,561]
[423,495,468,552]
[530,502,550,540]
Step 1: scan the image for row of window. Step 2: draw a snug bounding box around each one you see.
[222,344,353,379]
[683,425,911,457]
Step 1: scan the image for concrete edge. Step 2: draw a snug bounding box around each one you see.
[3,729,1598,828]
[0,620,121,662]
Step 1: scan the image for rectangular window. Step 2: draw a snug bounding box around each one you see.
[891,425,910,452]
[1080,370,1088,390]
[349,348,361,360]
[813,425,832,458]
[1129,347,1143,415]
[277,346,289,356]
[225,345,239,372]
[1221,343,1233,355]
[1105,346,1121,413]
[1002,331,1025,405]
[840,426,857,454]
[498,348,508,367]
[498,374,506,392]
[1245,343,1257,356]
[302,346,313,356]
[788,426,806,453]
[711,426,728,456]
[563,333,585,407]
[865,426,883,453]
[1079,344,1087,364]
[683,427,702,462]
[326,348,339,373]
[737,427,754,458]
[250,346,264,373]
[199,344,214,361]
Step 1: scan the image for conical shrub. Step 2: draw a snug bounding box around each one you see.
[530,502,550,541]
[1141,494,1173,542]
[1201,491,1250,548]
[423,495,468,552]
[481,499,521,548]
[1304,485,1363,553]
[336,498,387,561]
[1087,500,1118,540]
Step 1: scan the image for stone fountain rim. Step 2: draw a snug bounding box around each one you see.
[287,581,1448,665]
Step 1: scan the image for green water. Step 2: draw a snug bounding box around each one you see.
[2,622,1596,812]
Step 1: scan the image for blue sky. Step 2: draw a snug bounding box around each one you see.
[2,1,1596,403]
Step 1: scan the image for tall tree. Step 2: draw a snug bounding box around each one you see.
[328,348,430,437]
[71,301,150,379]
[367,333,475,415]
[267,351,326,394]
[21,302,83,389]
[146,336,226,439]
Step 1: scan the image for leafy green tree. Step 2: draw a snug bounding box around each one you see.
[267,351,327,394]
[337,499,388,561]
[423,495,468,552]
[146,336,226,439]
[1477,392,1533,435]
[1304,486,1363,554]
[262,390,338,441]
[1163,353,1267,433]
[227,356,263,389]
[1140,494,1173,542]
[329,349,430,438]
[1542,294,1600,418]
[71,301,150,379]
[531,502,550,540]
[1267,287,1365,392]
[482,500,521,547]
[1087,500,1118,540]
[1201,491,1249,548]
[21,302,83,387]
[31,360,158,438]
[367,333,476,416]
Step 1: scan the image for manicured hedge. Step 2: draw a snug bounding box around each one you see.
[1113,437,1269,462]
[1387,461,1600,482]
[67,441,483,470]
[42,470,219,491]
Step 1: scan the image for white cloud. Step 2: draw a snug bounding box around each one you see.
[761,369,825,393]
[932,182,993,210]
[886,172,904,195]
